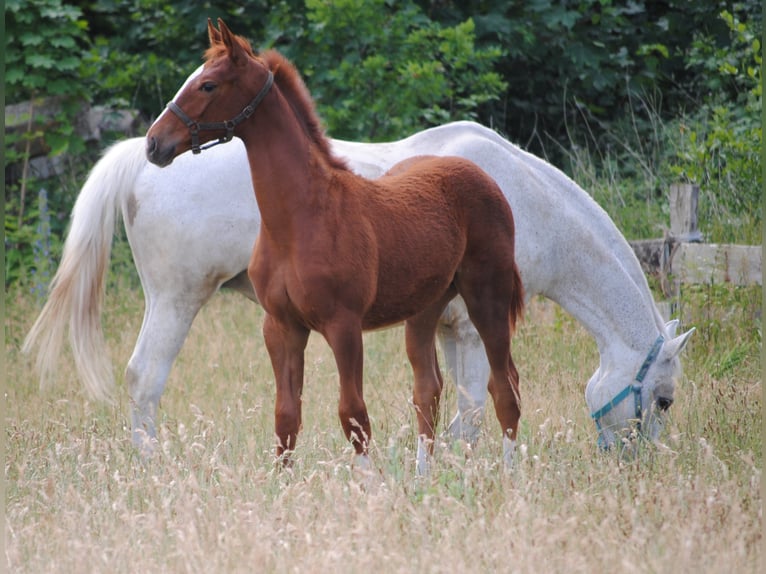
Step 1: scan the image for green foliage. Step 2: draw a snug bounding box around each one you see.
[667,7,762,243]
[78,1,262,112]
[5,0,93,289]
[545,4,761,244]
[5,0,90,102]
[3,0,762,286]
[294,0,506,141]
[418,1,762,155]
[5,0,91,155]
[4,2,272,289]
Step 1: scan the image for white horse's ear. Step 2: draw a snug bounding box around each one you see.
[665,319,680,338]
[663,327,695,359]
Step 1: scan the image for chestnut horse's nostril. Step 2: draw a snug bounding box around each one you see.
[656,397,674,411]
[146,137,157,157]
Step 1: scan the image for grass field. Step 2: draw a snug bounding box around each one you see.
[4,283,762,573]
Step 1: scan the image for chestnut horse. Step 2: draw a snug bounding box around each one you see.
[146,20,524,471]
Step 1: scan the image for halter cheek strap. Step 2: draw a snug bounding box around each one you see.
[166,70,274,154]
[591,335,665,447]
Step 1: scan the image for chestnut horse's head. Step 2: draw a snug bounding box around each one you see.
[146,19,273,166]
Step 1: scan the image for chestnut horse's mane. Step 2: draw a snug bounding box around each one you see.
[205,37,347,170]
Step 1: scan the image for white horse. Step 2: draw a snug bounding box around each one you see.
[24,119,693,458]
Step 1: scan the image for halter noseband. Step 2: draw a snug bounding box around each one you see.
[591,335,665,448]
[166,70,274,154]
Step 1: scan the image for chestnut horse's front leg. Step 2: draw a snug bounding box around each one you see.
[262,314,310,464]
[321,313,371,466]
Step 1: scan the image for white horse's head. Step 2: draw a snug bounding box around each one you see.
[585,319,694,452]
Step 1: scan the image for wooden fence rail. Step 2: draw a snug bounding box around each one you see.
[627,184,761,302]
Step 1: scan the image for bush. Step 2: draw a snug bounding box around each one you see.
[286,0,507,141]
[555,5,761,244]
[667,7,762,243]
[3,0,762,288]
[5,0,93,287]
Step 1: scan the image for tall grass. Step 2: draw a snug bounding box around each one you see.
[5,281,761,572]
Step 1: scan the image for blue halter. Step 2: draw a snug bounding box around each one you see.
[591,335,665,448]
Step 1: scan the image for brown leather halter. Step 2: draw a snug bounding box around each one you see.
[166,70,274,154]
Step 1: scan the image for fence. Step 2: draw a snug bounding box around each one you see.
[627,184,761,317]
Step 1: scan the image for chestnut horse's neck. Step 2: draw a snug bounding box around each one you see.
[236,54,347,242]
[241,92,312,235]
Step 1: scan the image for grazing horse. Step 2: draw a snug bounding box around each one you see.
[145,19,524,470]
[23,62,695,463]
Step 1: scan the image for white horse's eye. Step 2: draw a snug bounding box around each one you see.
[656,397,674,411]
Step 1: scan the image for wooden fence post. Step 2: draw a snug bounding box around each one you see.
[669,183,702,242]
[629,183,761,320]
[662,184,702,317]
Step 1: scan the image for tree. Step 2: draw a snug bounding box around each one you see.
[271,0,507,141]
[413,0,762,154]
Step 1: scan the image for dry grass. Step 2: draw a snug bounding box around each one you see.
[4,285,762,573]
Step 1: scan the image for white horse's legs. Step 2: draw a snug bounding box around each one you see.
[126,294,202,455]
[438,298,490,446]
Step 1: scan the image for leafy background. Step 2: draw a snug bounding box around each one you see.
[4,0,763,288]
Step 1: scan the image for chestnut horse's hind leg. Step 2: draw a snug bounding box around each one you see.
[405,291,455,475]
[469,310,520,467]
[487,350,521,466]
[321,313,372,467]
[456,278,521,468]
[262,314,310,463]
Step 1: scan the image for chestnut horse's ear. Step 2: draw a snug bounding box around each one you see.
[208,18,222,45]
[217,18,244,64]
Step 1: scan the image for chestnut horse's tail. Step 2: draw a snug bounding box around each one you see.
[22,138,148,402]
[508,260,525,335]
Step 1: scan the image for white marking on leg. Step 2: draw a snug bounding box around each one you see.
[503,436,516,470]
[354,453,371,471]
[416,435,431,476]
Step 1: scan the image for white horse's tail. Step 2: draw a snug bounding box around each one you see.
[22,138,148,402]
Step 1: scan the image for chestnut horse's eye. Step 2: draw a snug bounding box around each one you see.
[200,82,217,93]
